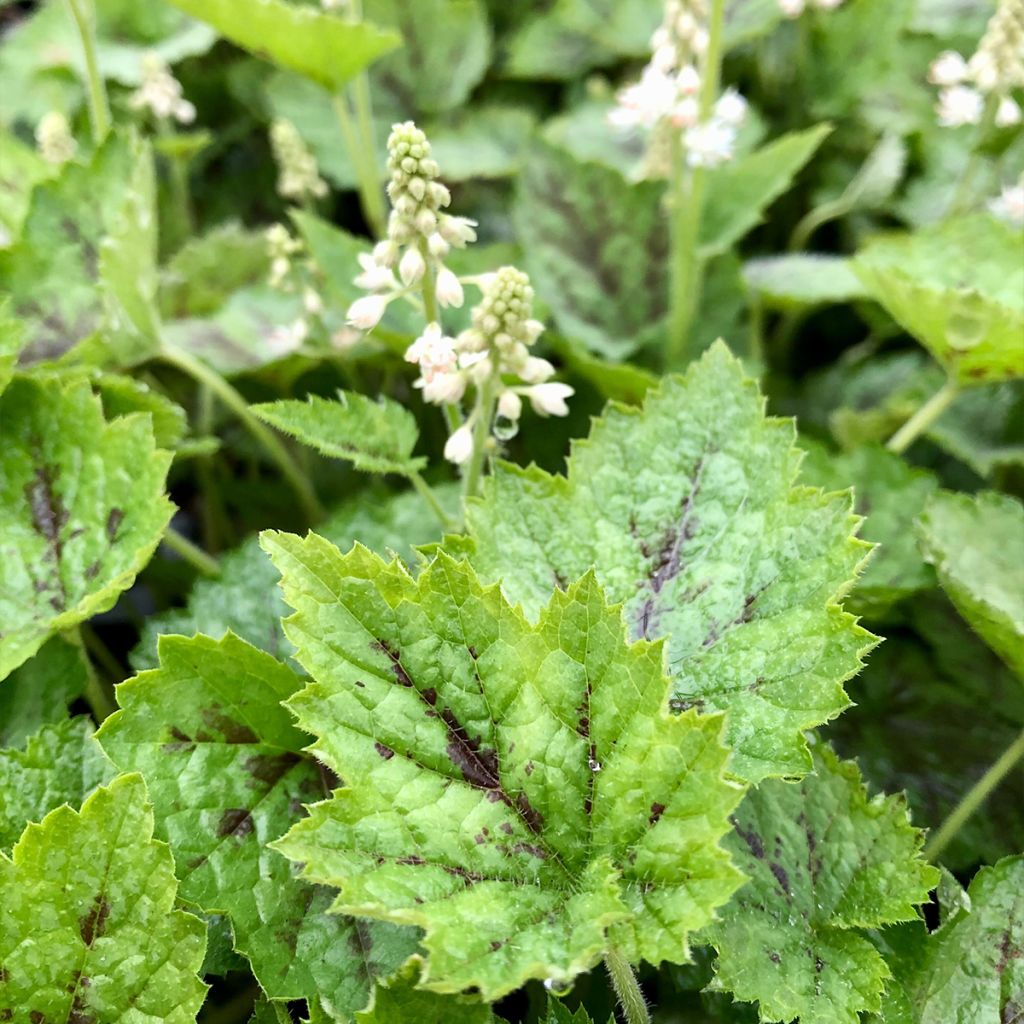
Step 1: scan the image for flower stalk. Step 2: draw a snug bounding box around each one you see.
[886,379,959,455]
[65,0,111,144]
[604,946,651,1024]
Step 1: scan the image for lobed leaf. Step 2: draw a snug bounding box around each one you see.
[262,539,745,1000]
[743,255,867,308]
[354,959,495,1022]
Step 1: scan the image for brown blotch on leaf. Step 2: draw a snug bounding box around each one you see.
[30,1013,46,1023]
[105,507,124,542]
[730,816,765,860]
[490,940,503,951]
[374,742,395,760]
[201,707,259,744]
[244,751,301,787]
[371,638,414,687]
[769,951,781,964]
[649,802,666,826]
[217,808,254,838]
[770,862,791,897]
[78,895,110,946]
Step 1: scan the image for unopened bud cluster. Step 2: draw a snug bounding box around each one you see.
[270,119,328,204]
[777,0,844,17]
[130,54,196,125]
[346,122,474,332]
[35,111,76,165]
[608,0,748,174]
[264,224,329,356]
[928,0,1023,129]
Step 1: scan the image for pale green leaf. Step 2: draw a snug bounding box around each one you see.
[0,300,25,396]
[873,856,1024,1024]
[799,442,937,617]
[0,718,114,852]
[428,106,536,181]
[97,633,419,1018]
[917,490,1024,678]
[839,132,907,212]
[705,746,938,1024]
[458,343,876,783]
[0,129,52,245]
[355,959,494,1023]
[854,216,1024,385]
[251,392,426,477]
[263,541,744,999]
[514,140,668,359]
[166,0,400,91]
[92,373,189,450]
[700,125,833,259]
[0,375,174,680]
[743,255,867,308]
[0,774,207,1023]
[131,484,458,671]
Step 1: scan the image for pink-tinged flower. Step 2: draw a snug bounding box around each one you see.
[928,51,969,86]
[444,424,474,464]
[609,64,680,130]
[936,85,984,127]
[418,369,466,405]
[346,293,389,330]
[989,182,1024,225]
[685,119,738,168]
[435,266,465,308]
[405,323,458,380]
[676,64,701,95]
[526,382,574,417]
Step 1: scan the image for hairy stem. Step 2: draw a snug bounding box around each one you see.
[160,342,325,522]
[162,525,221,576]
[924,726,1024,862]
[604,946,650,1024]
[886,379,959,455]
[408,471,455,531]
[65,0,111,144]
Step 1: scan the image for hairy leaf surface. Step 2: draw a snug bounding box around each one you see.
[263,540,745,999]
[355,959,494,1022]
[456,343,875,782]
[0,637,87,748]
[705,747,938,1024]
[0,774,207,1023]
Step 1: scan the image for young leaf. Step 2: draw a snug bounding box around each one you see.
[355,959,495,1023]
[917,490,1024,679]
[262,539,745,1000]
[0,376,174,680]
[456,343,876,782]
[0,718,114,852]
[854,216,1024,385]
[873,855,1024,1023]
[743,255,868,309]
[0,300,25,396]
[0,774,207,1023]
[97,632,420,1018]
[704,746,938,1024]
[251,392,427,477]
[513,140,668,359]
[166,0,401,90]
[800,442,937,618]
[700,124,833,259]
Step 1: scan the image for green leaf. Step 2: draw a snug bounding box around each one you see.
[0,718,114,852]
[355,959,494,1023]
[705,746,938,1024]
[854,216,1024,385]
[166,0,400,91]
[131,484,458,671]
[836,132,908,213]
[97,632,419,1018]
[0,129,52,246]
[917,490,1024,678]
[514,141,668,359]
[92,373,189,451]
[873,856,1024,1023]
[251,392,426,477]
[0,375,174,680]
[0,300,26,396]
[263,541,744,999]
[0,637,88,748]
[700,125,833,259]
[458,343,876,783]
[427,106,536,181]
[743,255,868,308]
[543,1001,608,1024]
[799,442,937,618]
[364,0,491,114]
[0,774,207,1022]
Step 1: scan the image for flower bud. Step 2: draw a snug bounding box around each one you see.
[346,293,389,330]
[498,390,523,421]
[435,266,465,308]
[526,382,574,417]
[444,424,474,465]
[399,246,426,286]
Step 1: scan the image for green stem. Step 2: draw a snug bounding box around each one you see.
[789,197,847,252]
[604,947,650,1024]
[949,93,1000,218]
[65,626,117,721]
[885,379,959,455]
[65,0,111,144]
[273,1004,292,1024]
[158,118,196,249]
[924,726,1024,862]
[162,525,221,576]
[351,72,385,236]
[461,373,498,503]
[80,624,126,683]
[419,237,440,324]
[408,471,454,531]
[159,342,325,522]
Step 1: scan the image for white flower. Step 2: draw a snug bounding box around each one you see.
[685,119,738,167]
[651,42,678,73]
[523,319,545,345]
[519,356,556,383]
[346,293,389,330]
[399,246,426,286]
[967,51,1000,92]
[989,182,1024,225]
[936,84,985,127]
[438,215,478,247]
[303,288,323,315]
[405,323,458,381]
[353,252,397,292]
[131,54,195,124]
[778,0,805,16]
[676,64,701,95]
[671,96,701,128]
[331,327,361,351]
[435,265,465,308]
[928,50,968,86]
[526,382,574,417]
[35,111,76,165]
[996,95,1022,127]
[444,424,474,465]
[372,239,400,268]
[427,232,450,258]
[715,88,748,127]
[419,369,466,405]
[266,318,308,356]
[609,64,679,130]
[497,390,523,421]
[812,0,845,9]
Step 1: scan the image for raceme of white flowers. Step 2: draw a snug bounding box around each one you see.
[928,0,1024,128]
[35,111,77,165]
[264,224,331,356]
[608,0,749,174]
[777,0,845,18]
[989,176,1024,224]
[270,119,329,204]
[130,54,196,125]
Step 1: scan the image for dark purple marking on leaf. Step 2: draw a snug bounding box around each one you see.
[78,896,110,945]
[1002,1001,1022,1024]
[105,508,124,543]
[525,761,535,776]
[798,812,822,882]
[244,751,302,787]
[30,1012,45,1023]
[670,696,706,713]
[769,951,781,964]
[0,1011,11,1022]
[552,569,568,591]
[25,464,68,547]
[374,742,395,760]
[511,842,547,860]
[187,855,209,871]
[500,823,514,835]
[770,862,791,897]
[730,816,765,860]
[421,687,438,706]
[649,802,666,826]
[348,918,375,978]
[490,940,503,951]
[468,645,478,660]
[371,638,413,687]
[443,864,484,884]
[997,930,1022,974]
[815,956,824,973]
[397,855,426,866]
[217,808,254,838]
[85,560,100,580]
[201,707,259,744]
[162,725,194,753]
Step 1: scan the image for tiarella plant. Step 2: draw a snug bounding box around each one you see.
[1,0,1022,1023]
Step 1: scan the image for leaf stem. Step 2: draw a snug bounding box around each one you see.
[159,342,325,521]
[461,373,498,504]
[65,625,117,722]
[948,92,1000,218]
[65,0,111,144]
[788,196,847,252]
[924,726,1024,862]
[604,946,650,1024]
[408,470,455,531]
[80,624,126,683]
[331,91,384,238]
[162,525,221,576]
[885,379,959,455]
[419,237,440,324]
